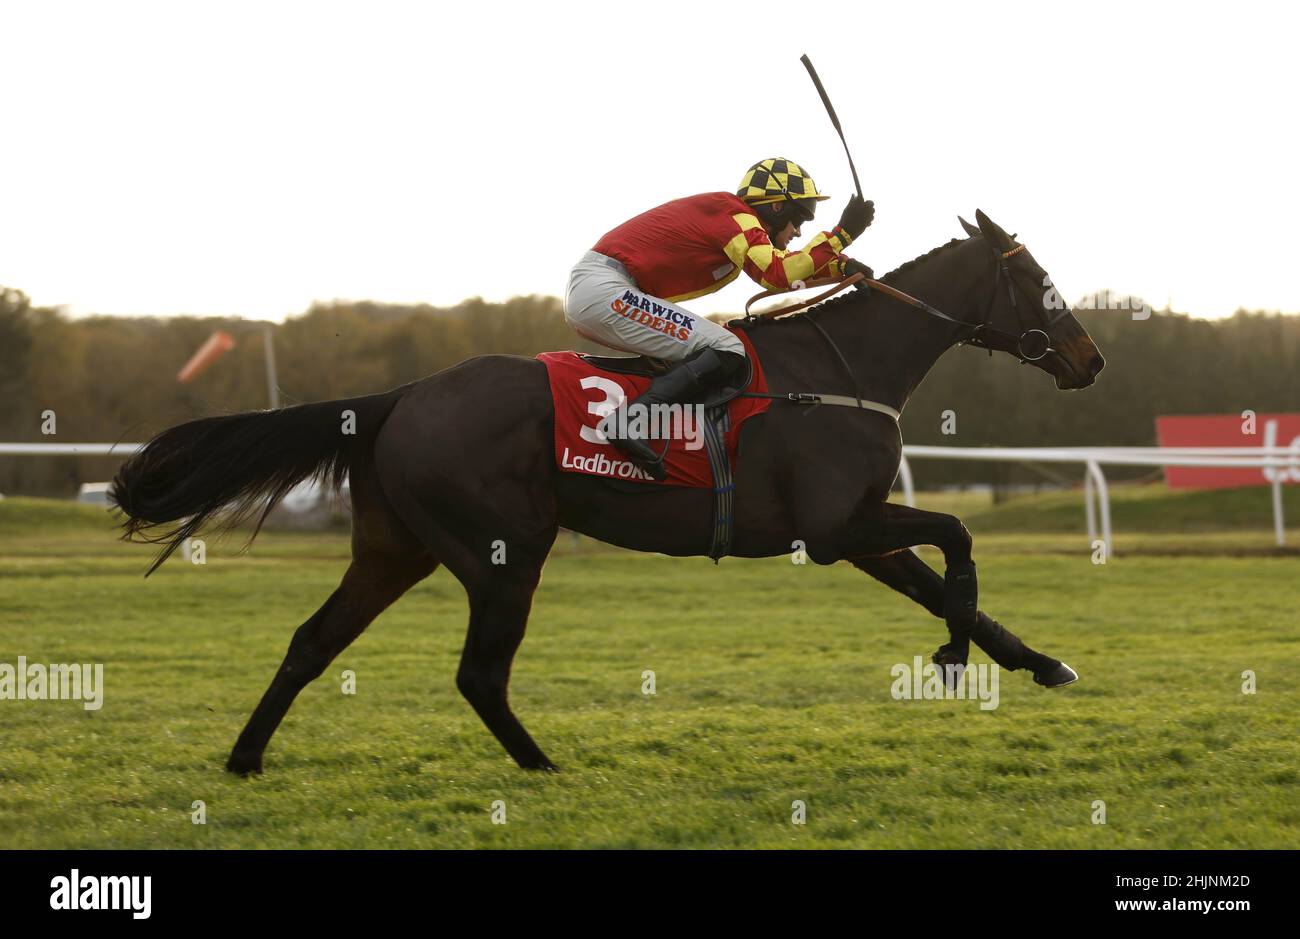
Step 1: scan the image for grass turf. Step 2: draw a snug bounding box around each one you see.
[0,491,1297,848]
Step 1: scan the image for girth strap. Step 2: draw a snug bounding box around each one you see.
[702,403,735,562]
[739,390,900,421]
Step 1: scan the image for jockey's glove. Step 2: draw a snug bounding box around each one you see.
[838,195,875,240]
[843,257,874,281]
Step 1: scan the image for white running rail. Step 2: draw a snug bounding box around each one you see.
[897,445,1300,552]
[4,442,1298,552]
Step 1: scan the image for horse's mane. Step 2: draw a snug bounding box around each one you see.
[783,236,972,319]
[880,237,969,283]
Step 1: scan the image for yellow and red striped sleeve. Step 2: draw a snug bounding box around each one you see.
[721,211,854,290]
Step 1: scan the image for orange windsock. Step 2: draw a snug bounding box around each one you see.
[177,330,237,383]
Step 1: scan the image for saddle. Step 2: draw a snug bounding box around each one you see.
[577,352,755,412]
[578,353,671,376]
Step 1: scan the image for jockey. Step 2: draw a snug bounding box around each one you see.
[564,157,874,479]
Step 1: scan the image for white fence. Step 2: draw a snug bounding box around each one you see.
[897,446,1300,552]
[0,442,341,517]
[4,442,1299,552]
[0,444,142,455]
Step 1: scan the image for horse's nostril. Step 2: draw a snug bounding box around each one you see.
[1089,353,1106,374]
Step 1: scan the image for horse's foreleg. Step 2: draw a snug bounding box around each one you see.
[852,551,1037,667]
[850,548,1077,687]
[838,502,978,665]
[226,551,437,775]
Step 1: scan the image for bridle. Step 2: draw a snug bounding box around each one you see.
[968,242,1073,363]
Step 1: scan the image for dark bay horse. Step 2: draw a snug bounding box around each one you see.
[112,209,1105,773]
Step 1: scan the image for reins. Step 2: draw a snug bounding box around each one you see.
[744,272,866,319]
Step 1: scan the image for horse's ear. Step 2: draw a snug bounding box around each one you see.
[974,209,1014,250]
[958,216,981,238]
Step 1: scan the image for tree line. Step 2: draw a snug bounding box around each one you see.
[1,285,1297,496]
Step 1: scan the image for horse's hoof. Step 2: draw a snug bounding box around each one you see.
[931,640,969,667]
[931,644,969,690]
[1033,661,1078,688]
[226,753,263,776]
[517,754,559,772]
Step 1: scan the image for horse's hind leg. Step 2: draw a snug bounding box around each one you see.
[454,533,559,771]
[226,459,437,776]
[226,547,437,775]
[366,358,561,768]
[850,550,1078,687]
[368,471,559,769]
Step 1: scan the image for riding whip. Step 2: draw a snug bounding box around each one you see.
[799,54,863,200]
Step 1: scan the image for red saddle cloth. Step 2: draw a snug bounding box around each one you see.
[537,327,771,488]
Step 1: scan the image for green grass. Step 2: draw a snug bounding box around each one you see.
[1,492,1298,849]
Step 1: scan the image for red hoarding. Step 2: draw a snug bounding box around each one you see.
[1155,414,1300,489]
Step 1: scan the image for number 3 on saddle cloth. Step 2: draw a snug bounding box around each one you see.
[536,327,771,560]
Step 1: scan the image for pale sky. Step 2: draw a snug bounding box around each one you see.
[2,0,1297,321]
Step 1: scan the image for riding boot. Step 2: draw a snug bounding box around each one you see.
[602,348,744,481]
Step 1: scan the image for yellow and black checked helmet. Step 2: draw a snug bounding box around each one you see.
[736,158,830,207]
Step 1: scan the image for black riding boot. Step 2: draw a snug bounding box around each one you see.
[602,348,744,480]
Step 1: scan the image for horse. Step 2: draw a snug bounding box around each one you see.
[111,209,1105,774]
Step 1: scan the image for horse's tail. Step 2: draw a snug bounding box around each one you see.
[111,383,412,576]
